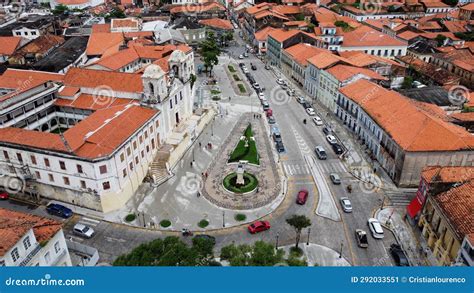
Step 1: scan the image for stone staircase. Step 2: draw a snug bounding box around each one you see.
[148,144,173,186]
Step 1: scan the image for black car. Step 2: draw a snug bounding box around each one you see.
[332,143,343,155]
[251,64,257,70]
[322,126,332,135]
[272,132,282,143]
[389,244,409,266]
[194,234,216,245]
[238,63,245,68]
[276,141,285,153]
[302,102,312,109]
[46,203,73,218]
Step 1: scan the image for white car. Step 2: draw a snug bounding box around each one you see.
[306,108,315,116]
[73,223,95,238]
[312,116,323,126]
[276,78,285,85]
[326,135,337,145]
[243,68,249,74]
[258,93,265,100]
[368,218,384,239]
[340,197,352,213]
[297,97,305,104]
[239,54,244,59]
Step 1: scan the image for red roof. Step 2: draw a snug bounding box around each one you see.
[0,37,21,55]
[64,67,143,93]
[199,18,233,30]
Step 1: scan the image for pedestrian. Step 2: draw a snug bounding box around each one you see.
[205,172,208,178]
[199,142,202,148]
[190,161,193,167]
[197,191,201,198]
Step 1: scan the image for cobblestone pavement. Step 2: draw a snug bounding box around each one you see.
[202,113,281,210]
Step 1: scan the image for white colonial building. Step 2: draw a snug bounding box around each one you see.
[0,207,72,267]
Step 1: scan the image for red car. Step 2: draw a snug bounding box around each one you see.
[248,221,271,234]
[0,192,9,200]
[296,189,309,205]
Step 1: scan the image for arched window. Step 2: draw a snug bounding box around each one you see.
[149,83,154,95]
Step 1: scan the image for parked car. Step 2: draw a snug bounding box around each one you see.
[262,102,270,110]
[258,92,265,100]
[340,197,352,213]
[239,54,244,59]
[272,131,282,143]
[243,68,249,74]
[286,88,295,96]
[390,244,409,266]
[275,141,285,153]
[276,78,285,85]
[248,221,271,234]
[194,234,216,245]
[260,98,268,105]
[332,143,343,155]
[251,64,257,70]
[330,173,341,185]
[296,189,309,205]
[243,52,249,57]
[302,102,311,109]
[73,223,95,238]
[368,218,384,239]
[268,116,276,124]
[326,135,337,145]
[46,203,73,218]
[322,126,332,135]
[315,146,327,160]
[253,83,260,90]
[312,116,323,126]
[355,229,369,248]
[238,63,245,68]
[265,64,271,70]
[297,97,305,104]
[306,108,316,116]
[0,192,8,200]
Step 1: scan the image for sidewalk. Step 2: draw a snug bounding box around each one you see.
[280,244,351,266]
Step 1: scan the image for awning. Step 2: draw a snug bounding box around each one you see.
[407,197,422,218]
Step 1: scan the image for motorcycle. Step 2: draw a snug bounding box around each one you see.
[182,228,193,237]
[303,119,307,125]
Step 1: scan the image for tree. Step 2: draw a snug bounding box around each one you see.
[199,31,220,77]
[295,14,305,21]
[220,241,285,266]
[106,8,126,19]
[435,34,447,47]
[442,0,458,6]
[190,74,197,89]
[52,4,68,15]
[286,215,311,249]
[401,76,413,89]
[454,32,474,41]
[225,31,234,43]
[113,236,216,266]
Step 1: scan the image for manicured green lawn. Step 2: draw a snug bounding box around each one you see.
[238,83,246,93]
[233,74,240,81]
[223,172,258,194]
[228,124,259,165]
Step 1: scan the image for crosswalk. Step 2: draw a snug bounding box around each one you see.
[282,160,347,176]
[66,217,101,242]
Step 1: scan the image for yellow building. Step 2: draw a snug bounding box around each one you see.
[418,179,474,266]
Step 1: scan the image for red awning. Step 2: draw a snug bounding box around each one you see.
[407,197,422,218]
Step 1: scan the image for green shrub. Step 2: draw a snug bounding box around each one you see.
[212,96,221,101]
[228,65,236,72]
[198,219,209,228]
[228,125,259,165]
[238,84,245,93]
[223,172,258,193]
[125,213,136,222]
[233,74,240,81]
[290,246,303,257]
[234,213,247,221]
[160,219,171,228]
[210,89,221,95]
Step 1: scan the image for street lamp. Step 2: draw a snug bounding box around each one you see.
[275,233,279,250]
[306,228,311,245]
[222,211,225,228]
[339,242,343,258]
[211,117,215,136]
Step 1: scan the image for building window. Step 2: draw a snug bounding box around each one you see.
[145,131,148,139]
[44,252,51,264]
[99,165,107,174]
[141,150,144,158]
[30,155,37,165]
[129,162,134,171]
[120,152,125,162]
[0,260,5,266]
[170,99,173,109]
[3,151,9,160]
[16,153,23,163]
[35,171,41,179]
[102,181,110,190]
[139,135,143,144]
[135,156,139,164]
[54,241,60,254]
[23,236,31,250]
[151,139,155,149]
[122,169,127,178]
[77,164,83,174]
[59,161,66,170]
[133,141,137,150]
[11,248,20,262]
[126,147,131,156]
[63,177,70,185]
[44,158,50,167]
[48,174,54,182]
[146,145,150,153]
[80,180,86,189]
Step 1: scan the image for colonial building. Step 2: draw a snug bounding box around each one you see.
[0,207,72,266]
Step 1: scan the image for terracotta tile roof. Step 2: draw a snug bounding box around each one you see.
[11,34,64,57]
[0,127,69,153]
[421,32,460,41]
[326,64,387,82]
[451,112,474,122]
[284,20,308,27]
[54,94,134,110]
[434,179,474,240]
[282,0,305,3]
[342,25,407,47]
[284,43,326,66]
[0,69,63,89]
[199,18,233,30]
[469,233,474,244]
[124,31,154,39]
[170,2,225,13]
[246,2,275,15]
[254,26,276,41]
[398,30,420,41]
[435,47,474,72]
[111,18,140,29]
[338,51,402,67]
[64,67,143,93]
[421,166,474,184]
[268,28,301,42]
[443,21,469,34]
[86,32,124,56]
[339,79,474,152]
[63,104,159,158]
[91,23,111,33]
[272,5,301,15]
[0,36,21,55]
[0,208,63,257]
[58,86,80,97]
[461,2,474,11]
[422,0,449,7]
[57,0,88,4]
[307,51,348,69]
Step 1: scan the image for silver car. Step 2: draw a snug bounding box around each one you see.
[330,173,341,184]
[368,218,384,239]
[73,223,95,238]
[340,197,352,213]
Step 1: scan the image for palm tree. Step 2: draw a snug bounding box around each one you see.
[286,215,311,249]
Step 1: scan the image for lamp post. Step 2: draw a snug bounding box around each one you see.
[307,228,311,245]
[275,233,279,250]
[339,242,343,258]
[222,211,225,228]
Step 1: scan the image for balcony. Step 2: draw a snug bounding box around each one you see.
[19,244,41,266]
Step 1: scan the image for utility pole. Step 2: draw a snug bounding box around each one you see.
[339,242,343,258]
[222,211,225,228]
[307,228,311,245]
[275,233,279,250]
